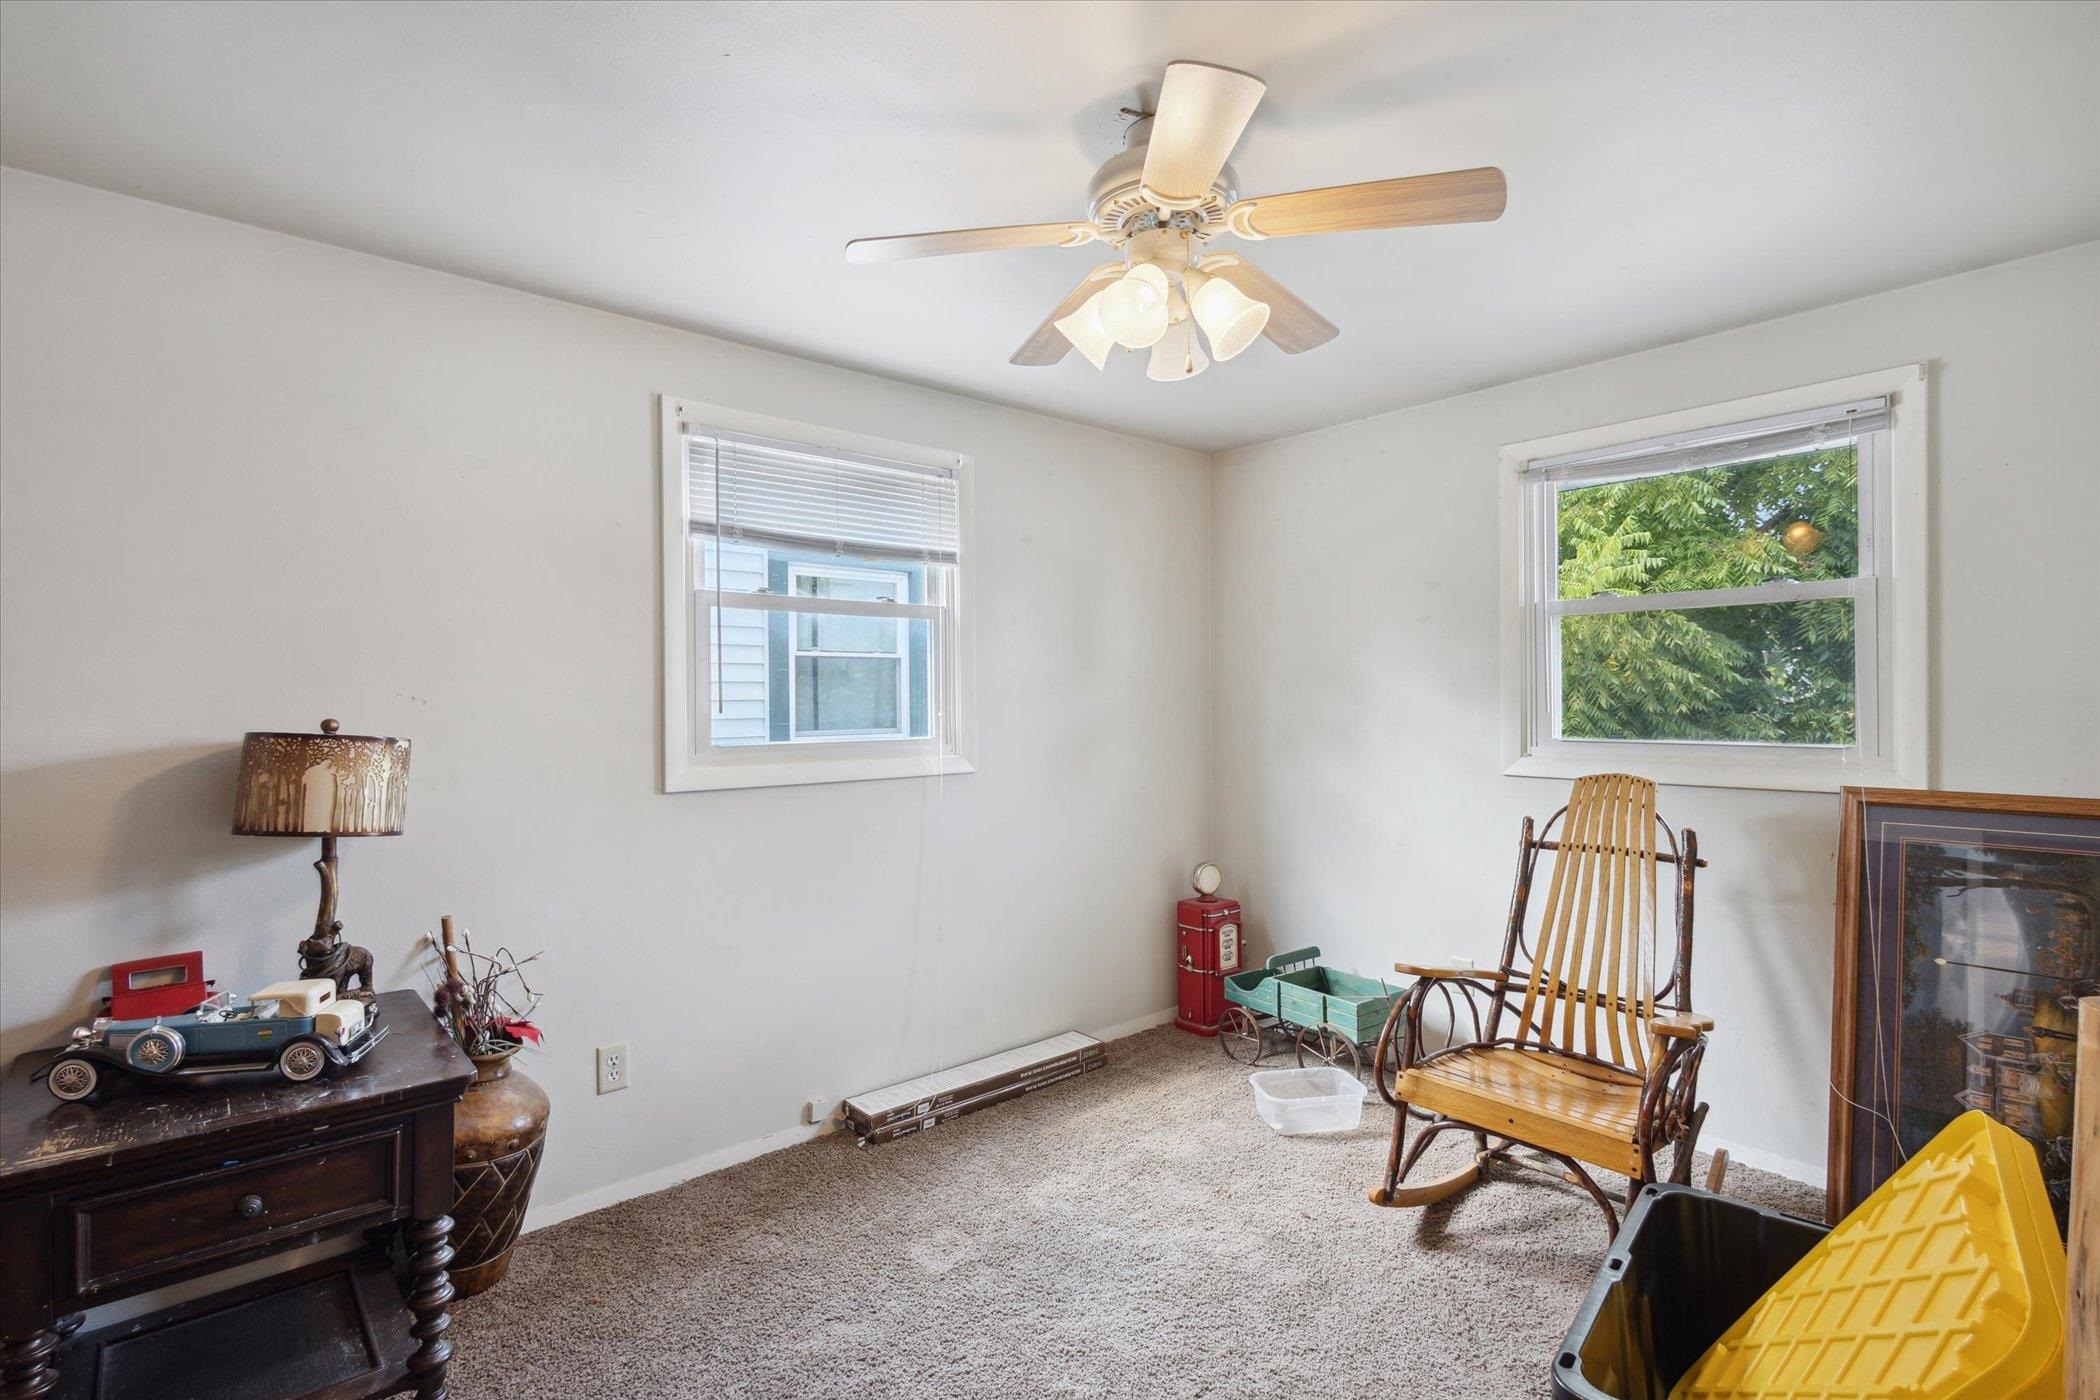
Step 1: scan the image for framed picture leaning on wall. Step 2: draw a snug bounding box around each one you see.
[1829,787,2100,1232]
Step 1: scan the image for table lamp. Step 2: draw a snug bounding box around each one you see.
[233,719,410,992]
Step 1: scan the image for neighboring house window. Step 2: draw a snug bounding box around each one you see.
[786,563,913,740]
[661,398,972,792]
[1501,366,1927,792]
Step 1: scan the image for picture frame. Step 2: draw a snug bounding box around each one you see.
[1829,787,2100,1230]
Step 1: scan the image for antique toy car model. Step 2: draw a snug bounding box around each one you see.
[37,978,387,1101]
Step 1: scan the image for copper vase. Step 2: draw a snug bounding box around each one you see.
[449,1046,549,1297]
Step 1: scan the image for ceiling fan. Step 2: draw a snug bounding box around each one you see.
[844,61,1506,383]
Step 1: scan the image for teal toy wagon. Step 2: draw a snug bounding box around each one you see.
[1219,945,1400,1087]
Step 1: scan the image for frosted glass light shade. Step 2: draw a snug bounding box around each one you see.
[1097,265,1171,349]
[1054,290,1116,370]
[1191,275,1270,361]
[1146,320,1209,382]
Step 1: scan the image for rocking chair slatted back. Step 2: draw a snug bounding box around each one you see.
[1510,773,1663,1074]
[1373,773,1709,1237]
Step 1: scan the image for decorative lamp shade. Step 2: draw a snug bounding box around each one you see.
[232,725,411,837]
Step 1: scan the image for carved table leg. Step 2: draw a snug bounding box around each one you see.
[406,1213,456,1399]
[0,1329,59,1399]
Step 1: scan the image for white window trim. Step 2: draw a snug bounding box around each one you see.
[786,562,912,742]
[660,396,976,793]
[1498,364,1930,793]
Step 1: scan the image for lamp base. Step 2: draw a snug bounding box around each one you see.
[299,920,378,1000]
[298,834,377,1000]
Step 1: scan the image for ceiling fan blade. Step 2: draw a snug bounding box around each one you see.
[846,221,1099,265]
[1196,253,1337,354]
[1224,167,1507,240]
[1011,263,1127,366]
[1141,62,1266,205]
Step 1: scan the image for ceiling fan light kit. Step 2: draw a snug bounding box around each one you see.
[1147,319,1209,382]
[1096,261,1173,348]
[1186,268,1268,362]
[1053,294,1117,370]
[845,60,1506,385]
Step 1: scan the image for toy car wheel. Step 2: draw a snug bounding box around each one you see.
[128,1028,184,1072]
[1295,1025,1362,1081]
[1218,1007,1265,1063]
[276,1039,328,1083]
[46,1057,99,1101]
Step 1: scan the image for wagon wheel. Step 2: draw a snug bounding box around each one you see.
[1218,1007,1266,1064]
[1295,1025,1362,1081]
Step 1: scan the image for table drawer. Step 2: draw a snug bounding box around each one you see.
[65,1125,408,1297]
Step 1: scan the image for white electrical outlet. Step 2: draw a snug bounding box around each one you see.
[596,1042,629,1095]
[802,1098,833,1126]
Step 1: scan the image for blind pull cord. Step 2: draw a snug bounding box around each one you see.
[714,444,725,716]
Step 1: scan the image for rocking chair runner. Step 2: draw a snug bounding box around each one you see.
[1368,773,1714,1237]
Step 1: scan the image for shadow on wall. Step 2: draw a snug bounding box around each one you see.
[1729,807,1840,1053]
[0,743,271,914]
[2,744,296,1059]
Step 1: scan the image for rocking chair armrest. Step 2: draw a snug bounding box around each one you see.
[1392,962,1503,983]
[1649,1010,1715,1040]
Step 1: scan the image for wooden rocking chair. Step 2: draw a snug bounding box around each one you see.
[1368,773,1714,1238]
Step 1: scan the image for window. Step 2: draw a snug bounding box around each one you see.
[787,563,911,740]
[1500,366,1927,792]
[661,398,972,792]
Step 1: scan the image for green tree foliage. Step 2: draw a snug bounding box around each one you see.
[1556,445,1859,743]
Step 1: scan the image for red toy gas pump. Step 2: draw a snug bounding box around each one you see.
[1175,862,1243,1037]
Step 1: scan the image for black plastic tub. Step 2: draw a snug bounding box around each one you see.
[1550,1183,1828,1400]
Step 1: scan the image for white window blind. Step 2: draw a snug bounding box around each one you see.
[686,431,961,564]
[1525,397,1888,485]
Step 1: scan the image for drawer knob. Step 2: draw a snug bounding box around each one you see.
[236,1194,265,1220]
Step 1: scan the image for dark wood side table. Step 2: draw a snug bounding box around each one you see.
[0,990,473,1400]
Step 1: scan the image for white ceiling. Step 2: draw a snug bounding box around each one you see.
[3,1,2097,453]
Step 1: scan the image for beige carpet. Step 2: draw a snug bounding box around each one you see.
[451,1025,1821,1398]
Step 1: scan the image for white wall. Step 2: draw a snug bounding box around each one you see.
[0,170,1211,1215]
[1210,241,2100,1183]
[5,162,2094,1204]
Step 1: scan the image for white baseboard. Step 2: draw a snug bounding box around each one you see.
[1089,1004,1179,1042]
[1703,1133,1826,1191]
[522,1006,1180,1236]
[523,1119,833,1234]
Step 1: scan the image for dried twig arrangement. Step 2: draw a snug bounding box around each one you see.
[427,914,544,1056]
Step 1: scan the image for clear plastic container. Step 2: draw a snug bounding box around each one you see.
[1248,1066,1366,1134]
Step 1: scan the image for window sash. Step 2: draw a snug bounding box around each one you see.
[692,570,955,755]
[1541,586,1878,753]
[1526,423,1886,759]
[693,589,943,622]
[1548,576,1858,617]
[787,564,911,740]
[790,656,908,740]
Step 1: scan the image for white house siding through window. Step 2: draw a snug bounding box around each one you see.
[665,406,968,795]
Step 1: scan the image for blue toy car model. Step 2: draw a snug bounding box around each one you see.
[37,978,386,1101]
